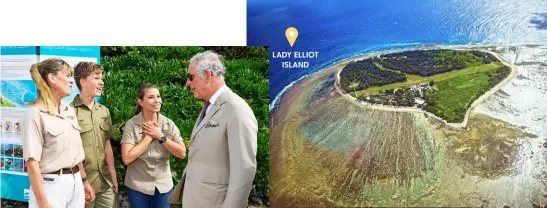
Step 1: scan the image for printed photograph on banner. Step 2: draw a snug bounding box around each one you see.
[248,1,547,207]
[13,144,23,158]
[1,80,38,108]
[4,144,14,157]
[0,156,4,170]
[0,46,270,207]
[4,157,14,171]
[14,159,23,172]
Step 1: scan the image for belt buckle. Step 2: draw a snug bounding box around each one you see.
[58,166,75,175]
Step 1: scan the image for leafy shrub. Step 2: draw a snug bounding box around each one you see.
[100,46,269,200]
[201,46,269,60]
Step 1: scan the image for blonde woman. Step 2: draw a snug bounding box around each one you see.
[22,58,94,208]
[121,83,186,208]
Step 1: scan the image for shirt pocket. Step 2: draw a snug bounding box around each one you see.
[99,122,111,148]
[100,122,110,138]
[202,126,226,151]
[44,124,69,151]
[79,123,94,147]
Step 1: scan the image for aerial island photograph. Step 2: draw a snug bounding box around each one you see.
[248,0,547,207]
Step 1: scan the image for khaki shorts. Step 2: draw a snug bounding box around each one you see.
[85,187,116,208]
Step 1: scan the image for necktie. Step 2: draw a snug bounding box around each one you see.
[198,101,211,124]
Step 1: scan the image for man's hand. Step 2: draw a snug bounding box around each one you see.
[143,121,164,140]
[84,181,95,203]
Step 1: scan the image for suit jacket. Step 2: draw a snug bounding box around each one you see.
[180,87,258,208]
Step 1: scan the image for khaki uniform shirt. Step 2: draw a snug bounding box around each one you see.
[22,101,85,173]
[121,112,183,195]
[71,95,114,192]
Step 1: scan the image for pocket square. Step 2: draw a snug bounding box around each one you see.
[205,120,219,128]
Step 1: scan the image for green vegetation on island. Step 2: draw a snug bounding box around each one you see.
[339,49,511,123]
[423,65,511,122]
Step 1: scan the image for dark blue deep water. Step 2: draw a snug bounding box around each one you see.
[247,0,547,110]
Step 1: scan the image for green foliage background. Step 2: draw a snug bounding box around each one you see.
[99,46,269,199]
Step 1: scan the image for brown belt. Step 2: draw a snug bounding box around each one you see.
[46,165,79,175]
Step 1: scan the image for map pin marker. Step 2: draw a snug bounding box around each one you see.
[285,27,298,47]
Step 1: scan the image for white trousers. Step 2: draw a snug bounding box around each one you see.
[29,172,85,208]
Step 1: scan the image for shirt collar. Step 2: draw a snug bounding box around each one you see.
[72,94,85,107]
[39,101,71,119]
[133,111,166,126]
[59,101,71,118]
[73,94,97,111]
[208,84,227,105]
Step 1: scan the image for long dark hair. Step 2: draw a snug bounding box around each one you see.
[135,83,159,115]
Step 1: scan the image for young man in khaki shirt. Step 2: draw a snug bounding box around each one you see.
[71,62,118,208]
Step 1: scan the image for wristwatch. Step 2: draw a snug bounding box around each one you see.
[159,135,167,144]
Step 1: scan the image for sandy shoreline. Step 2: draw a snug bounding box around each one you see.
[330,46,518,128]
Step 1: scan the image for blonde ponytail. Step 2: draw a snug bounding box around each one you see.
[29,58,72,115]
[30,64,56,115]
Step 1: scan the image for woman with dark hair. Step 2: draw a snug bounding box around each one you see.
[22,58,94,208]
[120,83,186,208]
